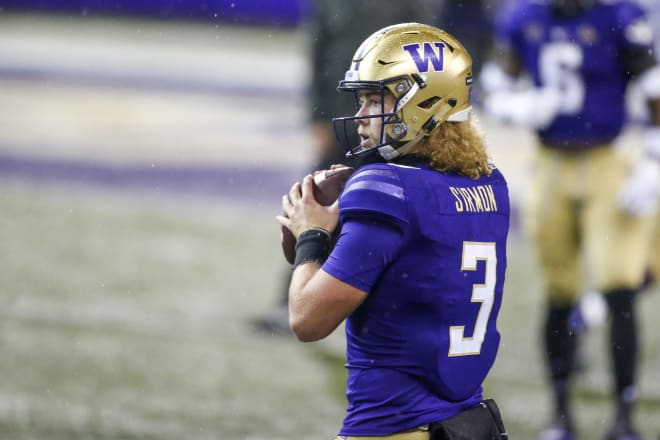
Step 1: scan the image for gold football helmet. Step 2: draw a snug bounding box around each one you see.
[333,22,473,162]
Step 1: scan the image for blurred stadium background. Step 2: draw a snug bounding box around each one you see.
[0,1,659,439]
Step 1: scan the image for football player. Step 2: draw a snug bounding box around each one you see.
[480,0,660,439]
[278,23,510,439]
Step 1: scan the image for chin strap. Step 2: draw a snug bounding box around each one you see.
[377,107,472,161]
[377,131,426,161]
[379,103,472,160]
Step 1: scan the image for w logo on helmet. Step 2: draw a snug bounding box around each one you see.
[402,42,446,73]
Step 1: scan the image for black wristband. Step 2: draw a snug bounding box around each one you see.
[293,228,333,268]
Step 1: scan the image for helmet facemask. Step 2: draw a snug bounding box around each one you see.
[333,77,416,162]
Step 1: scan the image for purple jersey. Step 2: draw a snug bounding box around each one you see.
[322,161,510,436]
[495,0,654,148]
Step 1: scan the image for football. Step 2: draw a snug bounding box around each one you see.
[281,166,354,264]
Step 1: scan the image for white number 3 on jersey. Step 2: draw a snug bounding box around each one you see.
[448,242,497,357]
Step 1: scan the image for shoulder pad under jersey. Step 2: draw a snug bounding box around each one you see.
[339,164,409,226]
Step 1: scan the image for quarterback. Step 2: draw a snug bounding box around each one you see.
[278,23,510,439]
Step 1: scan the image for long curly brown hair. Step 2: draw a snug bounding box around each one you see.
[415,115,491,180]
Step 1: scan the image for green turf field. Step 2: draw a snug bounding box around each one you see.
[1,180,659,439]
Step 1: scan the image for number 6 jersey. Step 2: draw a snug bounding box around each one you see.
[321,161,510,437]
[495,0,656,148]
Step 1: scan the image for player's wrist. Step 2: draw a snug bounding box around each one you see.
[293,228,333,268]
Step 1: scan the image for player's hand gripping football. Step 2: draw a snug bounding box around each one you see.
[277,165,354,264]
[278,174,339,238]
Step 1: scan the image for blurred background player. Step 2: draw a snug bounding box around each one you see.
[279,22,509,439]
[251,0,436,335]
[479,0,660,439]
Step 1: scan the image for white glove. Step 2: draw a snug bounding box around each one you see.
[568,290,608,332]
[484,87,561,130]
[479,62,518,95]
[619,160,660,216]
[619,127,660,216]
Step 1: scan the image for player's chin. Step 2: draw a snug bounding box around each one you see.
[359,138,374,151]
